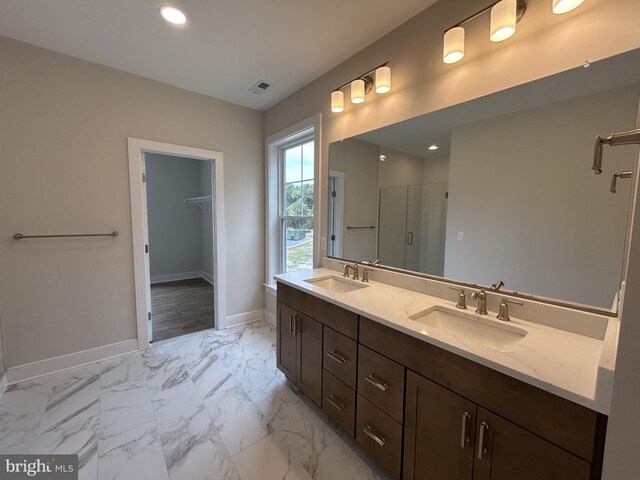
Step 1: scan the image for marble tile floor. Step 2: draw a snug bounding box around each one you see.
[0,320,392,480]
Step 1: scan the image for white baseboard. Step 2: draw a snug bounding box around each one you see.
[264,309,276,326]
[150,271,204,284]
[225,309,265,328]
[6,339,138,384]
[202,271,214,285]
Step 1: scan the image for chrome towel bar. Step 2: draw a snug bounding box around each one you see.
[13,231,119,240]
[347,226,376,230]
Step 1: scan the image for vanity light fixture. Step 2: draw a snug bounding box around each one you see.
[331,91,344,113]
[443,27,465,64]
[351,79,365,104]
[379,155,387,162]
[159,5,187,25]
[428,145,439,151]
[330,62,390,112]
[442,0,526,63]
[490,0,517,42]
[375,66,391,94]
[552,0,584,14]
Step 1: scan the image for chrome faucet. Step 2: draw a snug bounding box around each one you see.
[497,298,523,321]
[340,262,359,280]
[449,286,467,309]
[470,289,488,315]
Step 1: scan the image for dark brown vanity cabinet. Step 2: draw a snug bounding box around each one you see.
[276,301,323,405]
[277,284,607,480]
[277,283,359,410]
[403,371,477,479]
[403,371,591,480]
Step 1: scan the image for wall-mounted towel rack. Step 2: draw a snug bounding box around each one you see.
[13,231,119,240]
[347,226,376,230]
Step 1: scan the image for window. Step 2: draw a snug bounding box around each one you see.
[265,115,320,285]
[280,139,314,272]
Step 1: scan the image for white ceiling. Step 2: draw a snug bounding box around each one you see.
[0,0,437,111]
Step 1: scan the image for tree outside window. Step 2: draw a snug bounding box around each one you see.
[281,140,314,272]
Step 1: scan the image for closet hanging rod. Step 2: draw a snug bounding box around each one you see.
[13,231,119,240]
[347,226,376,230]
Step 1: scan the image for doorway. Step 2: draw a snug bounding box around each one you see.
[128,139,226,349]
[145,153,214,342]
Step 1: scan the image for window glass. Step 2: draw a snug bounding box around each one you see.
[281,140,314,273]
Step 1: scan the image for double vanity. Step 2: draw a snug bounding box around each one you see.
[274,266,618,480]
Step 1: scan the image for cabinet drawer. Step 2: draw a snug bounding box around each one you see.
[323,326,357,389]
[356,395,403,479]
[358,345,405,423]
[322,370,356,437]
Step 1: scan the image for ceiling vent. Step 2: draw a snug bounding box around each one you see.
[249,80,272,95]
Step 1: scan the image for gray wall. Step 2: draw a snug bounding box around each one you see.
[444,85,639,308]
[0,36,263,368]
[146,154,210,279]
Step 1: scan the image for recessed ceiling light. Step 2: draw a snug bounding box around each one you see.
[159,5,187,25]
[428,145,439,151]
[379,155,386,162]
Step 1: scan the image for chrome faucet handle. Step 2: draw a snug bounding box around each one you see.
[449,286,467,309]
[470,289,488,315]
[368,259,381,266]
[491,280,505,291]
[361,268,370,283]
[497,298,523,321]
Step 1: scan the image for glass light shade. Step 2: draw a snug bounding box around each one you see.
[351,79,365,103]
[443,27,465,64]
[331,91,344,113]
[159,5,187,25]
[490,0,517,42]
[552,0,584,14]
[375,66,391,94]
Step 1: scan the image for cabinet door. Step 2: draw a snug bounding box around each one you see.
[297,313,323,406]
[276,302,297,381]
[473,408,591,480]
[404,371,476,480]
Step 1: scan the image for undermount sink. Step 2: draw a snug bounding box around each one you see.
[409,306,527,352]
[304,275,369,293]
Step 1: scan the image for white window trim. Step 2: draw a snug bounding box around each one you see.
[265,114,321,286]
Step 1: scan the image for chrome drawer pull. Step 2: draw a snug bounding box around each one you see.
[325,395,345,411]
[365,374,389,392]
[326,350,346,364]
[289,315,295,334]
[362,426,386,447]
[460,412,471,448]
[477,422,489,459]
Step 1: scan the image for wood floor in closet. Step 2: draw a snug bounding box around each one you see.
[151,277,214,342]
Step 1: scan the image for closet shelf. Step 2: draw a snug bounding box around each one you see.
[184,195,212,210]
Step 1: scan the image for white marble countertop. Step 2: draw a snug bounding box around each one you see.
[275,268,619,414]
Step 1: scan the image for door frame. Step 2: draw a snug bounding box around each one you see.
[127,138,226,349]
[328,170,345,258]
